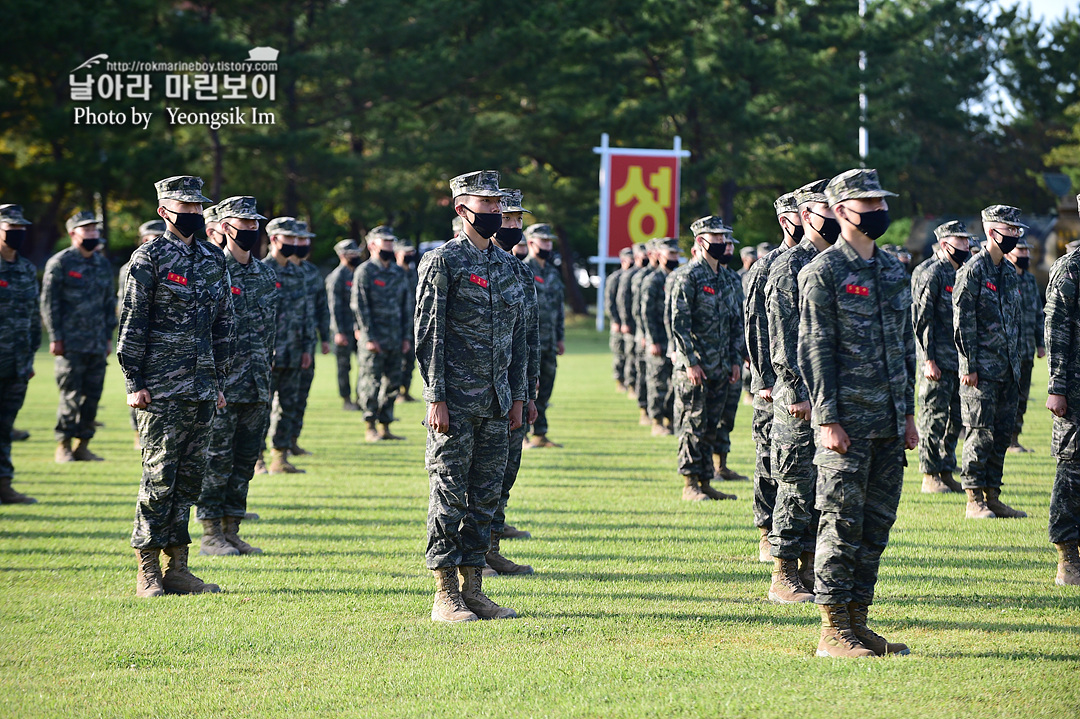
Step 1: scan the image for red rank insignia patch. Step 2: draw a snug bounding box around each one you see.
[703,286,715,295]
[469,274,488,288]
[275,282,282,289]
[534,275,545,283]
[374,279,386,287]
[231,286,241,296]
[845,284,869,296]
[68,271,83,279]
[346,281,353,288]
[167,272,187,286]
[986,281,997,292]
[0,280,8,288]
[945,285,953,293]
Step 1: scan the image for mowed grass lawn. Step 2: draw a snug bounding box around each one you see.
[2,318,1078,718]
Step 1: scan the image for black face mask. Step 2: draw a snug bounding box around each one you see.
[224,224,259,253]
[636,257,648,268]
[80,236,101,252]
[513,247,529,259]
[705,242,729,261]
[278,244,298,258]
[494,227,523,251]
[346,256,362,268]
[379,249,395,262]
[785,222,804,244]
[461,207,502,240]
[943,245,970,267]
[847,207,891,240]
[295,245,310,259]
[164,209,205,238]
[3,228,26,252]
[991,229,1019,255]
[1015,256,1030,271]
[665,258,680,271]
[534,248,552,261]
[809,211,842,245]
[404,253,417,265]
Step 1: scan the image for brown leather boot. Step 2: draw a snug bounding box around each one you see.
[848,602,911,655]
[615,381,627,393]
[816,604,876,658]
[1006,434,1029,453]
[716,453,749,481]
[289,440,312,456]
[983,488,1027,518]
[757,527,772,563]
[939,471,964,493]
[638,408,650,426]
[699,477,736,500]
[1055,543,1080,586]
[253,453,268,475]
[365,421,381,443]
[55,439,75,463]
[431,567,478,623]
[799,551,815,592]
[921,473,951,493]
[0,477,36,504]
[501,524,532,540]
[681,475,709,501]
[72,438,103,461]
[379,423,405,441]
[458,565,517,619]
[769,557,814,603]
[135,548,164,598]
[223,516,262,555]
[199,519,239,556]
[965,488,996,519]
[485,534,533,575]
[161,545,221,594]
[268,448,304,474]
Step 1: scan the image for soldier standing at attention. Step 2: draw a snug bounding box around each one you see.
[714,226,749,482]
[1006,238,1045,453]
[606,247,634,393]
[953,205,1028,520]
[641,238,681,437]
[290,220,329,456]
[669,216,742,502]
[0,205,40,504]
[912,221,972,494]
[263,217,314,475]
[352,226,412,443]
[629,242,660,428]
[203,205,225,250]
[327,239,363,411]
[118,175,233,598]
[395,239,420,403]
[523,222,565,449]
[744,192,802,561]
[798,168,915,658]
[618,244,648,403]
[42,210,116,463]
[415,170,527,622]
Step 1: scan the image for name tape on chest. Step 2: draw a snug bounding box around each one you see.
[986,281,997,292]
[374,279,386,287]
[0,280,8,288]
[275,281,282,289]
[68,270,83,279]
[534,275,545,284]
[167,272,188,286]
[469,273,488,288]
[345,281,353,288]
[231,286,242,296]
[945,285,953,293]
[702,285,715,295]
[845,284,869,296]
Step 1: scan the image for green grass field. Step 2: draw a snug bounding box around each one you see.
[2,320,1078,718]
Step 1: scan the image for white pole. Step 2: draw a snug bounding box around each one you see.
[594,133,611,331]
[859,0,868,164]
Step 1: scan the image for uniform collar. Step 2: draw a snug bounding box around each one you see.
[163,229,195,256]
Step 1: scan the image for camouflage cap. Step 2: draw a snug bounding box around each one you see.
[266,216,305,237]
[757,242,775,255]
[295,220,315,239]
[825,168,897,206]
[499,188,531,214]
[0,204,32,226]
[933,220,974,241]
[138,219,165,236]
[365,225,396,243]
[451,216,463,234]
[981,204,1028,229]
[65,210,100,234]
[690,215,726,236]
[794,179,829,207]
[394,239,416,252]
[740,246,757,258]
[1014,238,1032,250]
[773,193,799,216]
[154,175,213,204]
[334,239,361,254]
[655,237,680,252]
[1067,238,1080,254]
[524,223,557,241]
[618,247,633,258]
[202,205,220,224]
[449,170,502,198]
[633,243,648,255]
[216,195,267,221]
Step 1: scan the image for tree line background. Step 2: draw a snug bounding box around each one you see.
[2,0,1079,310]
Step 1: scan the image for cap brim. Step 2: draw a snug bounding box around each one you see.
[3,218,31,226]
[160,192,214,204]
[69,219,101,229]
[222,212,268,221]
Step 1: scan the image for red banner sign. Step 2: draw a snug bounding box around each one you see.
[606,154,680,256]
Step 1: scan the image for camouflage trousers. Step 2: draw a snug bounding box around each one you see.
[751,401,776,529]
[1013,357,1034,439]
[131,399,214,549]
[645,352,674,423]
[359,345,403,425]
[197,401,270,521]
[814,436,904,606]
[294,361,316,440]
[53,351,107,442]
[268,366,303,450]
[674,369,725,480]
[634,341,649,410]
[532,346,558,436]
[960,378,1018,490]
[916,371,961,475]
[401,341,416,394]
[493,402,529,538]
[1049,459,1080,545]
[769,410,819,558]
[714,372,742,454]
[610,328,626,383]
[425,411,509,569]
[334,339,358,401]
[622,333,637,391]
[0,375,28,481]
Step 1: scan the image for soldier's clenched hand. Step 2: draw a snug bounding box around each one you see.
[216,391,227,410]
[687,364,706,387]
[649,343,662,357]
[526,399,538,425]
[904,414,918,450]
[300,352,313,370]
[334,333,349,347]
[961,371,978,388]
[761,387,773,402]
[821,423,851,454]
[729,364,741,385]
[428,401,449,434]
[127,389,151,409]
[366,340,382,354]
[50,340,64,357]
[924,359,941,381]
[789,401,811,422]
[508,401,524,431]
[1048,394,1068,417]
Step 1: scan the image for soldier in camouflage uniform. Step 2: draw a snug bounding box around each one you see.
[618,244,648,404]
[641,238,680,436]
[396,239,420,403]
[416,170,527,622]
[263,217,315,474]
[0,205,40,504]
[1005,238,1045,453]
[606,247,634,392]
[118,175,232,598]
[628,243,659,428]
[203,204,225,250]
[798,168,915,658]
[714,227,749,482]
[1044,207,1080,586]
[327,239,363,410]
[42,210,116,463]
[912,220,973,494]
[669,216,742,502]
[523,222,566,449]
[352,225,413,442]
[195,197,275,556]
[290,220,330,456]
[953,205,1028,519]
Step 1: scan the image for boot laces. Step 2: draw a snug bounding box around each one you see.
[782,560,804,590]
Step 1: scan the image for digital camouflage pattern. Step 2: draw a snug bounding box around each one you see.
[1013,269,1045,437]
[449,170,503,198]
[293,258,330,440]
[326,263,358,400]
[198,401,269,520]
[641,262,675,423]
[262,254,313,449]
[981,204,1028,229]
[1045,248,1080,544]
[714,264,746,455]
[823,168,897,205]
[605,265,628,383]
[41,245,116,356]
[352,256,413,424]
[64,210,100,233]
[0,251,40,483]
[400,255,420,396]
[154,175,213,203]
[526,255,564,436]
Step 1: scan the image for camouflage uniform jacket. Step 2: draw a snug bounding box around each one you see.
[262,256,314,370]
[352,258,413,348]
[1017,270,1045,357]
[605,267,625,328]
[952,250,1021,382]
[415,238,528,417]
[506,251,541,400]
[744,245,788,394]
[798,239,915,438]
[720,265,748,362]
[767,239,819,407]
[299,260,330,352]
[41,245,116,355]
[911,257,959,372]
[640,265,673,351]
[117,232,233,400]
[117,258,134,318]
[1044,249,1080,458]
[525,256,565,349]
[629,266,655,345]
[0,254,42,379]
[668,257,742,376]
[222,253,278,403]
[616,267,641,333]
[325,264,355,338]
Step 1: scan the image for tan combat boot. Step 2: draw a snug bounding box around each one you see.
[848,602,911,655]
[458,565,517,619]
[651,419,672,437]
[135,548,164,598]
[502,524,531,540]
[699,477,736,500]
[199,519,239,556]
[1054,543,1080,586]
[289,440,312,456]
[626,387,637,401]
[365,421,381,443]
[921,473,951,493]
[757,527,772,563]
[379,423,405,441]
[342,400,360,411]
[161,545,221,594]
[639,408,650,426]
[223,516,262,555]
[983,488,1027,518]
[615,380,627,393]
[768,557,814,604]
[431,567,478,623]
[55,439,75,463]
[485,534,534,575]
[965,488,996,519]
[253,453,268,475]
[716,453,749,481]
[799,551,816,592]
[72,438,103,461]
[939,471,964,493]
[268,448,304,474]
[1006,433,1029,453]
[682,475,709,501]
[816,604,876,658]
[0,477,37,504]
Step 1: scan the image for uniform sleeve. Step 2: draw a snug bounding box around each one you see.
[952,263,979,377]
[509,295,528,403]
[116,251,154,393]
[1034,275,1046,351]
[525,281,540,399]
[212,265,234,393]
[617,271,635,331]
[729,276,746,366]
[401,272,414,345]
[911,264,938,363]
[1045,260,1076,396]
[798,265,841,426]
[745,264,775,393]
[555,272,565,343]
[302,272,317,349]
[641,274,665,346]
[605,272,621,325]
[351,265,373,340]
[414,255,449,403]
[669,273,699,368]
[326,271,344,336]
[903,293,916,416]
[768,262,807,403]
[315,274,331,343]
[40,256,63,343]
[102,259,118,335]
